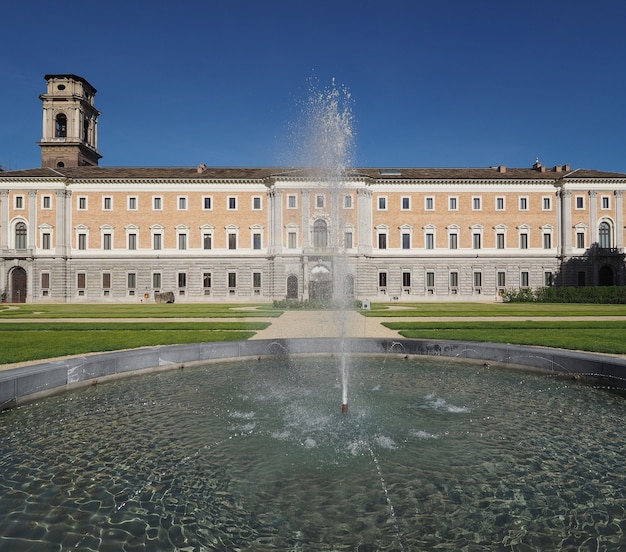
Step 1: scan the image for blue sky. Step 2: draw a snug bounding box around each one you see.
[2,0,626,172]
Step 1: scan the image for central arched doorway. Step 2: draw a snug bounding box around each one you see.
[310,265,332,302]
[10,267,27,303]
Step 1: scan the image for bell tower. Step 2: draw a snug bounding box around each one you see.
[39,74,102,168]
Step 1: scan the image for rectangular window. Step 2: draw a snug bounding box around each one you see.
[401,197,410,210]
[42,232,51,250]
[41,273,50,289]
[288,232,297,249]
[103,233,112,250]
[316,195,325,209]
[520,234,528,249]
[203,197,212,210]
[153,196,162,210]
[378,233,387,249]
[252,196,262,210]
[78,233,87,250]
[228,272,237,288]
[153,273,162,289]
[77,273,86,289]
[127,272,136,289]
[402,271,411,288]
[178,272,187,288]
[496,197,505,210]
[103,197,112,210]
[602,196,610,209]
[344,194,353,209]
[521,271,530,287]
[344,231,353,249]
[102,272,111,289]
[519,197,528,210]
[42,195,52,209]
[543,197,551,210]
[472,197,481,210]
[228,233,237,250]
[426,271,435,288]
[472,233,481,249]
[253,272,261,289]
[425,233,434,249]
[402,233,411,249]
[128,196,137,210]
[378,272,387,288]
[449,233,458,249]
[378,197,387,210]
[575,196,584,209]
[576,232,585,248]
[543,233,552,249]
[425,197,434,210]
[15,195,24,209]
[473,272,482,288]
[128,233,137,250]
[287,195,297,209]
[577,271,586,286]
[203,272,212,289]
[228,196,237,210]
[496,233,505,249]
[544,271,553,286]
[497,271,506,287]
[203,233,212,250]
[448,197,457,211]
[450,271,459,288]
[253,233,261,250]
[178,197,187,210]
[153,233,162,250]
[78,197,87,210]
[178,233,187,250]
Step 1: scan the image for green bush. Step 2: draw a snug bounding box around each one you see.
[502,286,626,304]
[273,299,362,310]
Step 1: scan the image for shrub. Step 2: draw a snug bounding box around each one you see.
[502,286,626,304]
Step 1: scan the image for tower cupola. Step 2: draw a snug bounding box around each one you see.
[38,74,102,168]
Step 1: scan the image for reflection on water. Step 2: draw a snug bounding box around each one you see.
[0,356,625,551]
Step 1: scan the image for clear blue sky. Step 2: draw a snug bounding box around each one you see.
[2,0,626,172]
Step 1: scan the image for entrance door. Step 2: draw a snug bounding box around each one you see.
[310,265,332,302]
[11,267,27,303]
[598,265,614,286]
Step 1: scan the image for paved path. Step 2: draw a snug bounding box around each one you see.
[250,310,400,339]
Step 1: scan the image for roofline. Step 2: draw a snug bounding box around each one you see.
[44,74,97,93]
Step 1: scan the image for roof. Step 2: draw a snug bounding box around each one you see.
[0,165,624,182]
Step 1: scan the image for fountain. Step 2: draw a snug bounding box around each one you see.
[1,353,626,550]
[292,78,355,414]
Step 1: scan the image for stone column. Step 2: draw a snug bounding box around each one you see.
[559,190,572,256]
[589,190,598,242]
[357,188,373,254]
[28,190,38,249]
[615,190,624,250]
[301,190,310,248]
[0,190,8,249]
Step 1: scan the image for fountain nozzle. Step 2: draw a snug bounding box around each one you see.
[341,403,348,414]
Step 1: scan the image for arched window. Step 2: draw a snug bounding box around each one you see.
[599,221,611,249]
[55,114,67,138]
[287,275,298,299]
[343,274,355,298]
[313,219,328,249]
[83,118,89,143]
[15,222,27,249]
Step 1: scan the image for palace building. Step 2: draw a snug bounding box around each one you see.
[0,74,625,303]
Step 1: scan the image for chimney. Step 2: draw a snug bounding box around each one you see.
[497,165,506,173]
[562,164,571,171]
[197,163,207,174]
[553,165,562,173]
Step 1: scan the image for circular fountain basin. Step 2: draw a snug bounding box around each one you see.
[0,351,625,550]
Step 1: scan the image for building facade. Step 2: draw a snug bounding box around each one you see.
[0,75,625,303]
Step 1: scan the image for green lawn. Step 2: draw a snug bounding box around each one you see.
[382,320,626,355]
[2,301,625,366]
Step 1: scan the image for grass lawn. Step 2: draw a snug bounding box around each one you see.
[1,301,625,366]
